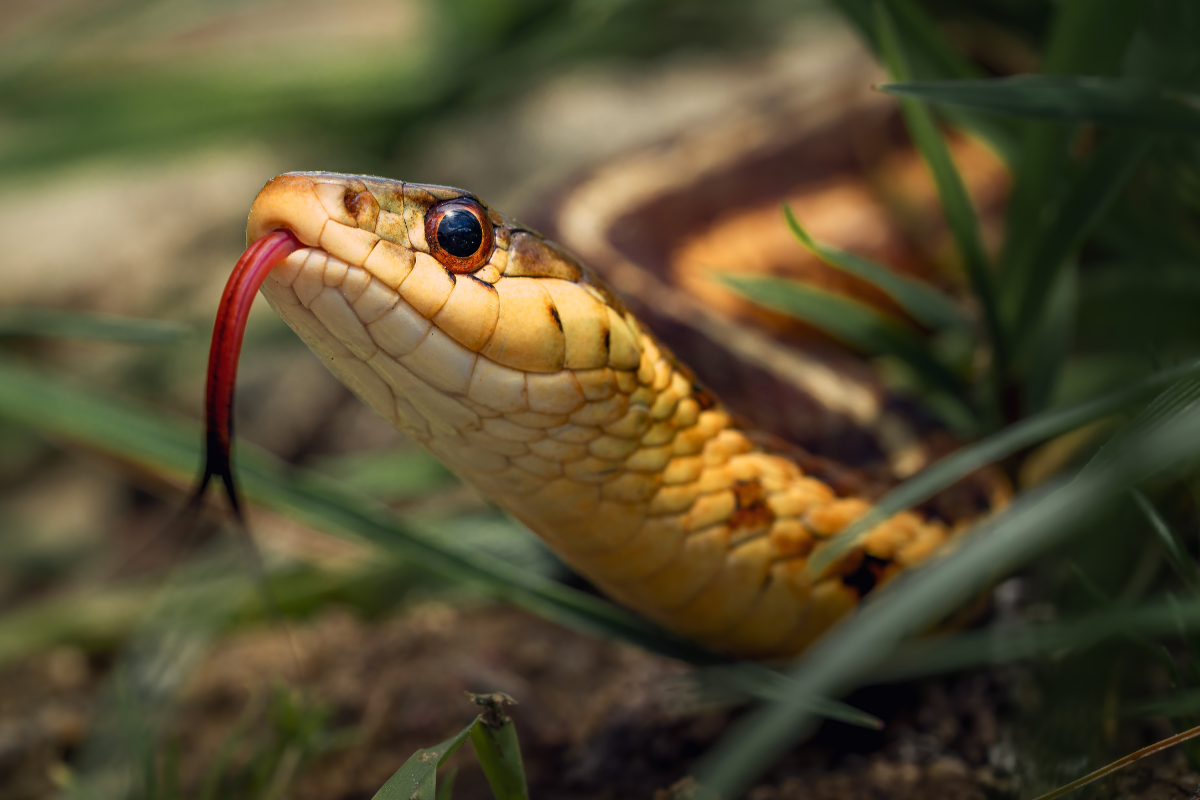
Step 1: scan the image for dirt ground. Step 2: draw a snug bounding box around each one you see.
[3,599,1198,800]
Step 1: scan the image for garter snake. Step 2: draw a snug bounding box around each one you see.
[198,170,1002,660]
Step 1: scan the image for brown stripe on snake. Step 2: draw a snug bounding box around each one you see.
[242,171,966,659]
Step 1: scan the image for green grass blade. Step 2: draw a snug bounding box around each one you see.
[70,547,257,799]
[0,560,449,669]
[875,3,1005,408]
[997,0,1145,350]
[434,768,458,800]
[997,122,1073,333]
[198,697,262,800]
[1012,130,1154,346]
[872,591,1200,683]
[716,274,964,400]
[701,665,883,730]
[1124,688,1200,718]
[782,203,967,331]
[881,76,1200,132]
[0,307,191,343]
[467,694,529,800]
[1079,375,1200,478]
[0,582,154,665]
[1131,489,1200,590]
[371,719,477,800]
[470,723,528,800]
[828,0,1017,162]
[1039,0,1144,78]
[808,359,1200,596]
[696,395,1200,799]
[316,447,456,503]
[1021,264,1077,414]
[1077,264,1200,350]
[832,0,974,80]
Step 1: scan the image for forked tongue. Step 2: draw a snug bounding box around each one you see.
[189,230,300,517]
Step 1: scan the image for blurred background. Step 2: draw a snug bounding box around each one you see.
[2,1,1200,799]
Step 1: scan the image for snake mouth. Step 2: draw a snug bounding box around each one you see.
[195,171,403,512]
[193,170,641,515]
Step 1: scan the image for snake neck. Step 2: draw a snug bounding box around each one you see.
[260,248,952,658]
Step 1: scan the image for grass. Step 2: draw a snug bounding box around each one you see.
[2,0,1200,798]
[706,0,1200,796]
[64,681,356,800]
[370,694,529,800]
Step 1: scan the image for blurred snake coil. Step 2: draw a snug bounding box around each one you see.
[212,171,988,659]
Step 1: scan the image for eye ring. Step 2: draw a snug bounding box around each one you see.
[425,199,494,274]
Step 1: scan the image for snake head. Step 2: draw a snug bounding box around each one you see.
[243,172,647,455]
[204,172,932,660]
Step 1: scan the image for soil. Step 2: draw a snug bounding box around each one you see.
[3,601,1198,800]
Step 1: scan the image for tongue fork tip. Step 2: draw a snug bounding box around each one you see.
[190,229,300,518]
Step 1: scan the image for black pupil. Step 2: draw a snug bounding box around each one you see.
[437,208,484,258]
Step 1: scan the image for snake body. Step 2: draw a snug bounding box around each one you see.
[247,172,959,659]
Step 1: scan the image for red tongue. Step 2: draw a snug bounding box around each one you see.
[193,229,300,517]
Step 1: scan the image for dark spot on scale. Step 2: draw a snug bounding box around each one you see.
[728,479,774,531]
[692,385,716,410]
[468,275,497,292]
[732,480,764,507]
[842,554,891,598]
[603,329,611,354]
[344,190,370,218]
[549,305,563,332]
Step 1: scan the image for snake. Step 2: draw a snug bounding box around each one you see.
[199,171,973,660]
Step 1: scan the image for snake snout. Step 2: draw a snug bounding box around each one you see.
[245,171,651,464]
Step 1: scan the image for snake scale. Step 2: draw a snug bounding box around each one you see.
[219,171,967,659]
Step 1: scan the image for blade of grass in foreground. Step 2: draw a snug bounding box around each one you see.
[880,76,1200,133]
[0,560,445,668]
[808,358,1200,578]
[875,4,1006,408]
[0,307,191,343]
[1124,687,1200,718]
[782,203,966,331]
[0,355,688,660]
[1078,375,1200,478]
[0,356,877,728]
[716,273,964,400]
[372,696,529,800]
[371,721,476,800]
[316,447,455,503]
[1131,489,1200,589]
[871,590,1200,683]
[468,694,530,800]
[696,384,1200,799]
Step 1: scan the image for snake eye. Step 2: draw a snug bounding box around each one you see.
[426,199,494,274]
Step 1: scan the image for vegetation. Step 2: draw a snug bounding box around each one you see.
[2,0,1200,798]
